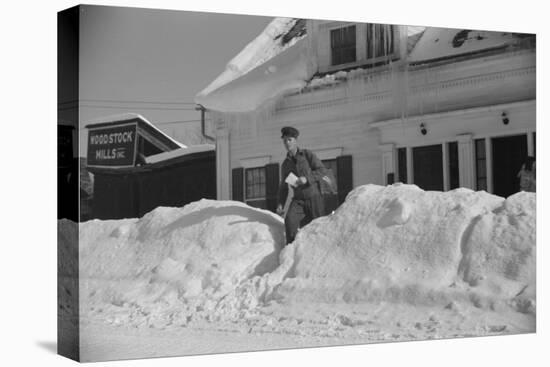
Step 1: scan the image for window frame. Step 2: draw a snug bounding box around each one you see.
[319,21,400,74]
[366,23,396,61]
[330,25,357,66]
[475,138,487,191]
[244,166,267,208]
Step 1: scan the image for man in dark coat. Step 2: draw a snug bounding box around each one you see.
[276,126,326,245]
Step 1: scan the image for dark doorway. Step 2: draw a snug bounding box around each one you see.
[413,144,443,191]
[492,134,527,198]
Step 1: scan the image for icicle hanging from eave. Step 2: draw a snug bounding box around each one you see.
[398,25,410,135]
[253,97,279,138]
[434,66,440,114]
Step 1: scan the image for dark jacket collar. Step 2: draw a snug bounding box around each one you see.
[286,147,304,160]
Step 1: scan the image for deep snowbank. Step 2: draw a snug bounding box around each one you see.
[269,184,535,311]
[77,200,285,327]
[62,184,535,329]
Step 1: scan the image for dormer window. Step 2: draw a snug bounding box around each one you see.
[366,23,395,59]
[330,25,356,66]
[318,21,399,74]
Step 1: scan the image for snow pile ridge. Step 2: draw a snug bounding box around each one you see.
[272,184,535,309]
[76,200,285,327]
[64,184,535,330]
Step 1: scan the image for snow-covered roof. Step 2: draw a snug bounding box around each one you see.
[195,18,310,113]
[197,18,306,99]
[196,20,530,113]
[144,144,215,164]
[85,113,186,149]
[408,27,521,63]
[407,26,426,53]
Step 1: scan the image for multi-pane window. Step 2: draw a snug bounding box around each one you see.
[475,138,487,191]
[366,23,395,59]
[331,25,356,66]
[397,147,407,183]
[244,167,267,209]
[245,167,266,200]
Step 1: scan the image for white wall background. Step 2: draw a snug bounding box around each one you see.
[1,1,547,367]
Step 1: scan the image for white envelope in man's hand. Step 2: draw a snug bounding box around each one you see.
[285,172,299,187]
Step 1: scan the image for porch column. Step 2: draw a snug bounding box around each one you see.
[457,134,475,190]
[380,143,396,185]
[442,142,449,191]
[215,119,230,200]
[527,131,535,157]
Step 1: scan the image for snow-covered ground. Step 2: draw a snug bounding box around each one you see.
[59,184,535,362]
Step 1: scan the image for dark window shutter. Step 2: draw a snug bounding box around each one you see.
[397,147,407,183]
[232,167,244,202]
[265,163,280,213]
[336,155,353,204]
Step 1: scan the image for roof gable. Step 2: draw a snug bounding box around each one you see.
[85,113,186,150]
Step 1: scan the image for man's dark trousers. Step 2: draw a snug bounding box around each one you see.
[285,195,324,245]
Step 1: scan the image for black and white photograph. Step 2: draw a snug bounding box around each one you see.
[4,1,547,366]
[55,2,540,363]
[58,5,536,361]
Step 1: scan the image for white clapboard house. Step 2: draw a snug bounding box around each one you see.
[195,18,536,213]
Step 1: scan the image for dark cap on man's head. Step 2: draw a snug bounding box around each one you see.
[281,126,299,139]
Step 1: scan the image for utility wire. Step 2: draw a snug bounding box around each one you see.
[59,98,197,105]
[76,119,209,129]
[155,119,211,125]
[78,104,198,111]
[76,119,210,130]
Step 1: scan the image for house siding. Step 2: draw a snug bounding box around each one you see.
[208,22,535,201]
[226,104,384,194]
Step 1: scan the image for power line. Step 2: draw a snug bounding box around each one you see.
[58,99,198,105]
[155,119,210,125]
[77,119,210,131]
[79,104,198,111]
[77,120,209,130]
[80,98,197,105]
